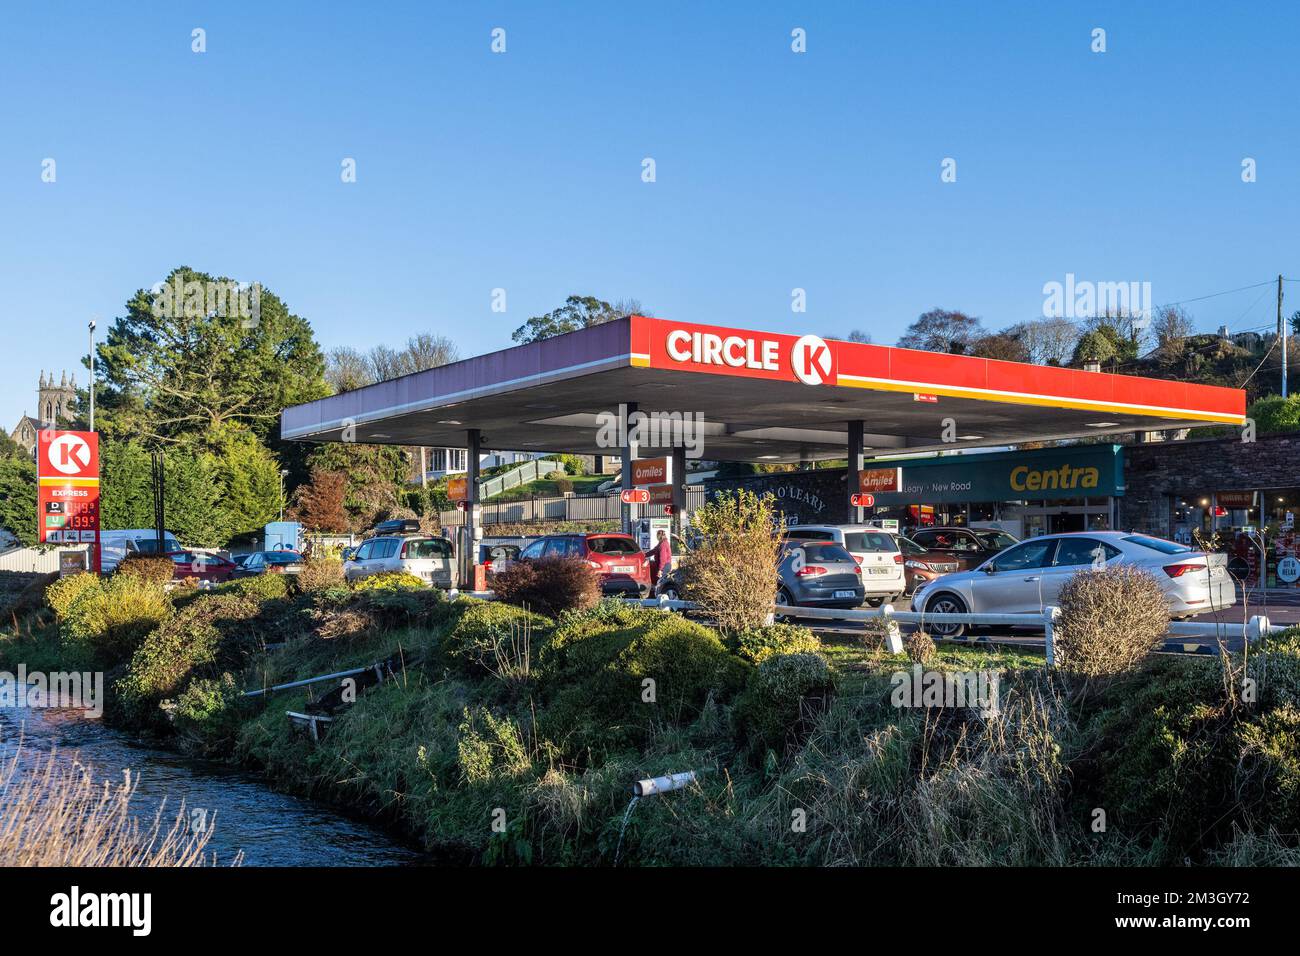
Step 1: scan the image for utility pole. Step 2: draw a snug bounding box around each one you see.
[1280,274,1289,399]
[88,320,96,431]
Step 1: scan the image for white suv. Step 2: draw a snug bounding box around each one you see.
[785,524,906,605]
[343,534,457,588]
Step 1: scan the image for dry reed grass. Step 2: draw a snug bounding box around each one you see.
[0,744,236,866]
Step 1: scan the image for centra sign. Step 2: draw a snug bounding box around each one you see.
[866,445,1124,506]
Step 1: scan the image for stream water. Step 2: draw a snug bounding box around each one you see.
[0,690,426,866]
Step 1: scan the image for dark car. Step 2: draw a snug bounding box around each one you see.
[896,534,972,594]
[907,527,1018,566]
[776,540,865,610]
[515,533,652,596]
[166,550,238,584]
[232,550,305,578]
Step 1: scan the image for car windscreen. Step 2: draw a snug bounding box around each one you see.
[897,536,928,556]
[843,532,896,553]
[1121,534,1192,555]
[264,552,303,563]
[788,543,854,564]
[135,537,180,554]
[974,530,1018,550]
[587,536,639,555]
[404,539,453,559]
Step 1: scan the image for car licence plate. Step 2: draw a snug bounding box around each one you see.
[866,567,890,575]
[613,565,635,574]
[833,590,857,599]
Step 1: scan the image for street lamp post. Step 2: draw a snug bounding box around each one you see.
[88,320,96,431]
[279,468,290,521]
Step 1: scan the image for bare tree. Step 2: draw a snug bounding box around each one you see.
[325,346,373,393]
[897,309,984,354]
[1151,304,1194,348]
[1006,317,1079,366]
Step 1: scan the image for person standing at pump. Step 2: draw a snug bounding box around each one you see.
[649,529,673,596]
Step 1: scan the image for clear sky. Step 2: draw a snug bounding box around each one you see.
[2,1,1297,429]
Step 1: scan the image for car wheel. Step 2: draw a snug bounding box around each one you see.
[865,596,884,608]
[663,584,680,601]
[924,592,968,639]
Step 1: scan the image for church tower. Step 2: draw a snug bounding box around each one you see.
[37,370,77,427]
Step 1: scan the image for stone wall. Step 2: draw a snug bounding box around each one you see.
[1120,432,1300,535]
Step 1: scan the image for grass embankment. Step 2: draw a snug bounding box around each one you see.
[3,567,1300,866]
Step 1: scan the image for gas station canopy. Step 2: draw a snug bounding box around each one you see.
[281,316,1246,461]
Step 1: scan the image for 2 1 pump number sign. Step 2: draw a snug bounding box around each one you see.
[37,431,101,562]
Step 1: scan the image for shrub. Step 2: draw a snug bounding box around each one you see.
[218,573,292,602]
[547,453,587,476]
[115,554,176,585]
[298,556,346,592]
[905,631,937,665]
[492,556,599,618]
[47,573,103,617]
[544,469,566,481]
[59,573,172,662]
[730,622,821,664]
[553,477,574,495]
[116,592,263,728]
[445,601,552,674]
[541,615,748,758]
[679,489,781,634]
[736,651,832,755]
[351,571,427,593]
[1054,565,1169,677]
[170,672,246,755]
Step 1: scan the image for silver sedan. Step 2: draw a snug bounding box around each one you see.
[909,531,1236,637]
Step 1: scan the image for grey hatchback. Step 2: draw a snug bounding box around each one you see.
[776,540,865,609]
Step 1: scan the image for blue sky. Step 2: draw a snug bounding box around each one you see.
[2,1,1297,429]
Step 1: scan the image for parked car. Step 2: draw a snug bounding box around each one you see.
[167,550,238,584]
[776,540,865,610]
[232,550,306,578]
[785,524,905,605]
[910,531,1238,637]
[99,529,183,574]
[896,534,971,594]
[906,527,1019,566]
[343,535,456,587]
[514,533,652,596]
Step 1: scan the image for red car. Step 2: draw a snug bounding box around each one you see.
[514,533,652,596]
[167,550,239,584]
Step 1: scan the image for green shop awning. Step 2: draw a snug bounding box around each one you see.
[865,444,1124,506]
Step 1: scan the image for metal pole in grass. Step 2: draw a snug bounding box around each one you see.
[1043,606,1061,667]
[880,604,904,654]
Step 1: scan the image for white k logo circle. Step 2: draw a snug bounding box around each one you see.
[48,434,91,475]
[790,334,833,385]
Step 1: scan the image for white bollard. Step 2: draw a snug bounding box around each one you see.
[633,771,696,797]
[880,604,904,655]
[1246,615,1270,644]
[1043,606,1060,667]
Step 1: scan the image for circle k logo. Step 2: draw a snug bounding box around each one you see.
[790,334,833,385]
[47,433,93,475]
